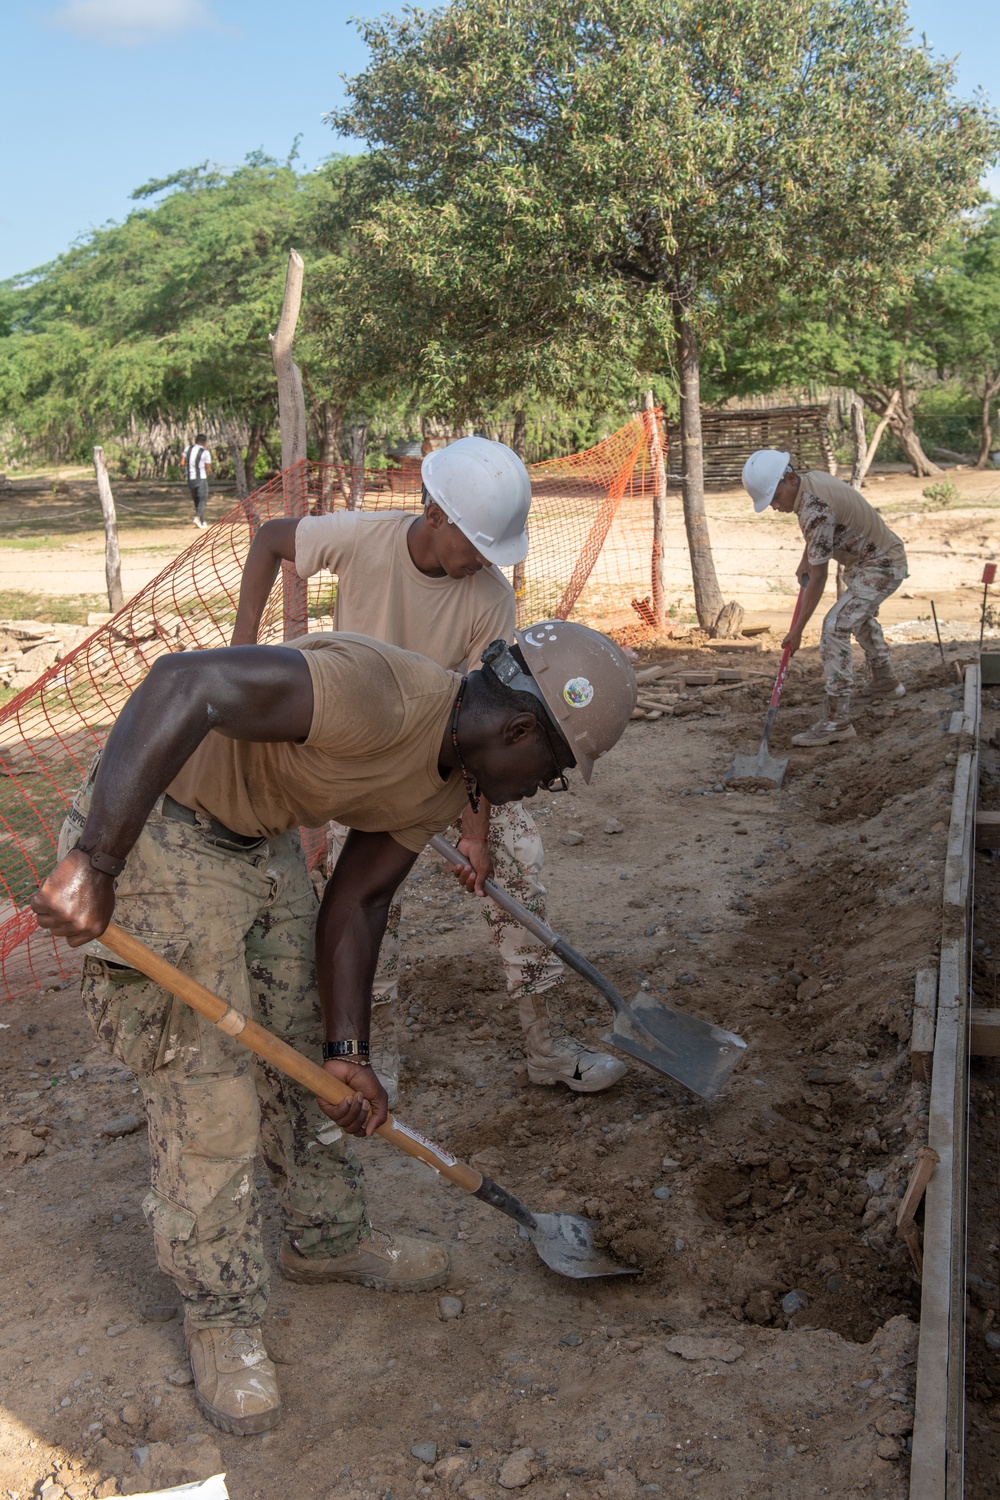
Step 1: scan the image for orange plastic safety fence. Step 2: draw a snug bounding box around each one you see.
[0,412,665,999]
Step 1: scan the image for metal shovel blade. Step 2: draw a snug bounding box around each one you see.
[604,991,747,1101]
[519,1213,639,1279]
[726,744,789,788]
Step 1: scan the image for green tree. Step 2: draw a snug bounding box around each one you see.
[934,205,1000,466]
[0,154,364,475]
[329,0,999,624]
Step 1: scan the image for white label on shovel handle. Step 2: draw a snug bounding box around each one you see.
[391,1119,458,1168]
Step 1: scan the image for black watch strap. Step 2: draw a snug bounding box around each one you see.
[80,847,127,879]
[322,1039,371,1062]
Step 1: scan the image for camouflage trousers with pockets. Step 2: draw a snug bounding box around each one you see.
[327,799,564,1005]
[821,561,906,701]
[61,777,369,1329]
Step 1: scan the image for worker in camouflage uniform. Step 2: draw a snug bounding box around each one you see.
[32,619,637,1437]
[742,451,908,747]
[232,437,626,1095]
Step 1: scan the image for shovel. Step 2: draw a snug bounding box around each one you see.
[96,922,636,1281]
[724,577,808,788]
[430,835,745,1101]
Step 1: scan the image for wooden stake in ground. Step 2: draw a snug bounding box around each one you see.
[849,393,867,489]
[511,408,528,617]
[642,390,668,631]
[270,249,308,638]
[92,446,123,612]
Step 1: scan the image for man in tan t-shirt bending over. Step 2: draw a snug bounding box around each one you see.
[742,451,908,748]
[31,623,637,1436]
[232,436,626,1094]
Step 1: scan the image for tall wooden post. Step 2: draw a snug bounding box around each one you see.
[511,408,528,619]
[270,250,308,638]
[642,391,668,632]
[93,446,124,612]
[849,394,867,489]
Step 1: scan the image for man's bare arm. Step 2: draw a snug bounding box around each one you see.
[30,646,314,944]
[314,829,417,1135]
[783,561,829,653]
[231,518,300,646]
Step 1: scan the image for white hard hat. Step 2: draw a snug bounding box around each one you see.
[421,437,531,565]
[742,450,791,512]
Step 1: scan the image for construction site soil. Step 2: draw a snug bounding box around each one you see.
[2,630,983,1500]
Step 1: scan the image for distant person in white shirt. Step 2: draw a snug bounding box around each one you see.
[182,434,212,529]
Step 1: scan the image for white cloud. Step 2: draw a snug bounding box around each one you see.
[48,0,222,47]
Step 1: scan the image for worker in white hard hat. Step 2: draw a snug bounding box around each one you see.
[231,435,628,1095]
[741,450,907,748]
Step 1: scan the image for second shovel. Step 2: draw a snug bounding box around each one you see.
[430,835,746,1101]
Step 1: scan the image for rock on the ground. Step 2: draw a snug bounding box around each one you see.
[666,1335,744,1363]
[604,818,624,834]
[164,1366,193,1387]
[438,1296,464,1320]
[100,1114,144,1138]
[560,830,585,846]
[874,1407,913,1438]
[412,1442,438,1464]
[877,1437,902,1460]
[498,1448,536,1489]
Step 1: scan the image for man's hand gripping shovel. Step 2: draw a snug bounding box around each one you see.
[724,576,809,789]
[93,922,637,1280]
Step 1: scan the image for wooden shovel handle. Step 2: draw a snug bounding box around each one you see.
[100,921,482,1194]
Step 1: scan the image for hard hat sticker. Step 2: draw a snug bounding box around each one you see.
[563,676,594,709]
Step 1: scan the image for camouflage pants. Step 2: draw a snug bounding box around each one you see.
[821,561,905,699]
[61,779,369,1329]
[326,800,564,1003]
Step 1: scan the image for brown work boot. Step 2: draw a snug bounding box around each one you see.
[185,1321,281,1436]
[791,719,857,747]
[854,661,905,700]
[279,1228,450,1291]
[519,994,627,1092]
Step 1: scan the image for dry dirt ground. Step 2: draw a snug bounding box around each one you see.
[1,631,985,1500]
[2,463,1000,634]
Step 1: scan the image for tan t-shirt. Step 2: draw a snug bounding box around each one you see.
[795,471,907,572]
[295,511,516,673]
[166,634,467,853]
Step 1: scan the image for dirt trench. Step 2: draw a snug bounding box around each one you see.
[0,636,966,1499]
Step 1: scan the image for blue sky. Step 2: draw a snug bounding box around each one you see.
[2,0,998,281]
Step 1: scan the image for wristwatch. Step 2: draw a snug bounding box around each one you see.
[78,845,127,879]
[322,1040,371,1065]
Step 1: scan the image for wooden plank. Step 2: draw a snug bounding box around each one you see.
[909,944,962,1500]
[911,967,939,1083]
[970,1008,1000,1057]
[974,810,1000,851]
[910,662,978,1500]
[943,753,975,909]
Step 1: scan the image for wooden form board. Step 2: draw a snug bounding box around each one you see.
[910,968,938,1083]
[970,1007,1000,1057]
[908,660,980,1500]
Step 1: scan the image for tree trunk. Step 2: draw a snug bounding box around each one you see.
[977,374,1000,468]
[223,422,249,501]
[349,422,368,510]
[849,394,867,489]
[672,306,723,628]
[317,401,344,510]
[889,400,941,478]
[93,446,124,612]
[270,249,308,637]
[244,422,263,490]
[641,390,668,631]
[511,409,528,615]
